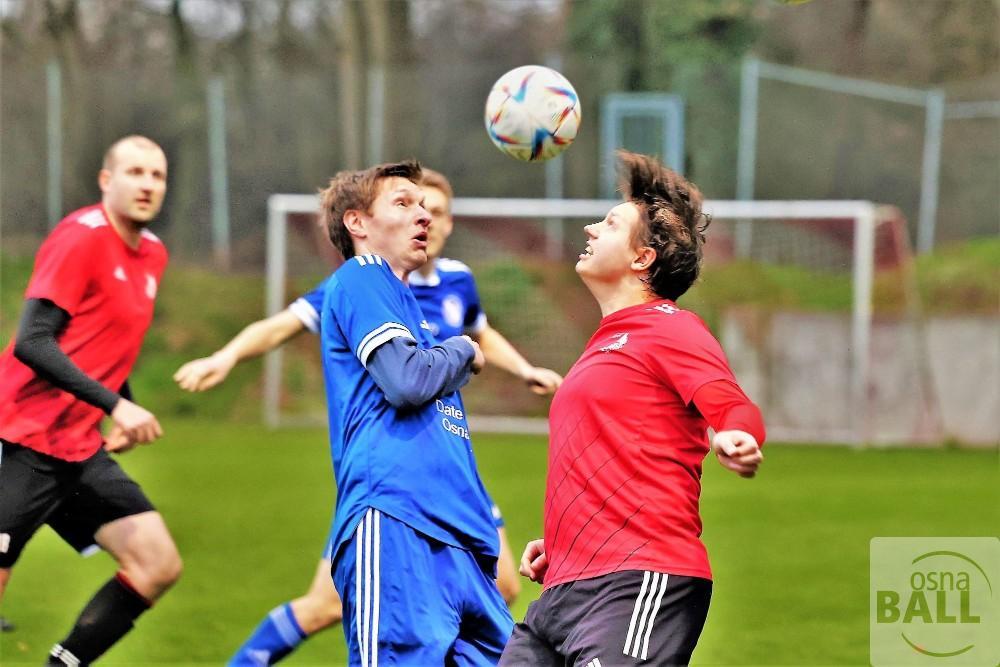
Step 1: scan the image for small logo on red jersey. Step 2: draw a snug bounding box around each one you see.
[145,274,157,299]
[599,332,629,352]
[648,303,679,315]
[113,266,127,282]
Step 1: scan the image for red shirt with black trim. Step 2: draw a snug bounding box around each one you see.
[0,204,168,461]
[543,298,743,588]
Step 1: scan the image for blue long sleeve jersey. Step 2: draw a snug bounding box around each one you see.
[317,254,499,569]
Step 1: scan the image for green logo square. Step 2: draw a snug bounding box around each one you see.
[871,537,999,666]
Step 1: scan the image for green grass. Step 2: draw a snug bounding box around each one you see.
[1,421,996,665]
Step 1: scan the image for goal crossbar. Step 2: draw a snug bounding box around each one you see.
[266,196,877,442]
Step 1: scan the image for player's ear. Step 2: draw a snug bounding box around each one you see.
[632,246,656,272]
[343,209,367,239]
[98,169,112,194]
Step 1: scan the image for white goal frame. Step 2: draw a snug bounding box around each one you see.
[265,195,878,442]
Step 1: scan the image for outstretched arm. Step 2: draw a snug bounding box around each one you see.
[473,324,562,395]
[174,309,307,392]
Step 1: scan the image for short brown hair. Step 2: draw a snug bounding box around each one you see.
[419,168,453,202]
[619,150,710,301]
[319,160,422,259]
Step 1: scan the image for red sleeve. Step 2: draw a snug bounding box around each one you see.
[25,225,98,315]
[646,312,738,404]
[692,379,766,447]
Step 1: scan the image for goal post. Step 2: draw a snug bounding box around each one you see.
[262,195,907,444]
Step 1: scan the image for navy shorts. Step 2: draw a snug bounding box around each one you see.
[499,570,712,666]
[0,439,155,568]
[332,508,513,666]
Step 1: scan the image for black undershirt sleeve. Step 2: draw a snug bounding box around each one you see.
[13,298,122,415]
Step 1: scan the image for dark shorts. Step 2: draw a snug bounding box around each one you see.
[0,439,155,568]
[499,570,712,666]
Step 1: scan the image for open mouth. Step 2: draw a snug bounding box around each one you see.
[413,231,429,248]
[579,243,594,260]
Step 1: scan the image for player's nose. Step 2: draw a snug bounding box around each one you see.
[584,223,598,238]
[415,206,432,227]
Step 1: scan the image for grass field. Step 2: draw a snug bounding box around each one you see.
[1,420,996,665]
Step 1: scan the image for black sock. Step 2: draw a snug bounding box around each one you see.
[48,574,151,666]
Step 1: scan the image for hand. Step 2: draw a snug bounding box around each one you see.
[110,399,163,444]
[522,367,563,396]
[519,538,548,584]
[103,425,136,454]
[712,430,763,478]
[462,336,486,374]
[173,352,236,392]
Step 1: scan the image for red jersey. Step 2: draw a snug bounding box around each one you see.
[0,204,168,461]
[542,299,739,587]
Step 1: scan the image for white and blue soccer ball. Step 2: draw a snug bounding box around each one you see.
[485,65,581,162]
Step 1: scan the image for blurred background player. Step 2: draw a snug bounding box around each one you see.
[174,167,555,665]
[500,152,766,667]
[0,136,181,666]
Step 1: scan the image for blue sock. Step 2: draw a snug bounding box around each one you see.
[228,603,307,666]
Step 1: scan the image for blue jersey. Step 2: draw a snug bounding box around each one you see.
[409,258,487,340]
[318,254,498,565]
[294,257,487,341]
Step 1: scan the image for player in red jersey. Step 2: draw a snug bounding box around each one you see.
[500,151,766,667]
[0,136,181,666]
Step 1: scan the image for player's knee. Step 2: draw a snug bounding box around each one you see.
[315,602,342,628]
[308,588,343,627]
[136,539,182,590]
[292,593,342,633]
[157,548,183,588]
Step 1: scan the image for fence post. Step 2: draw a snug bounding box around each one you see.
[207,76,231,269]
[47,60,62,229]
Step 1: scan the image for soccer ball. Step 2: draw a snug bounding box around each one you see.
[485,65,581,162]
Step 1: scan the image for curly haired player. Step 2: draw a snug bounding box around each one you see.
[500,151,766,667]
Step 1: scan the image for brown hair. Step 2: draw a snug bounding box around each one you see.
[618,150,710,301]
[319,160,422,259]
[419,167,453,202]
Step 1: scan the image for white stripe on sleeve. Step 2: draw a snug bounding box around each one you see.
[288,298,320,333]
[356,322,414,367]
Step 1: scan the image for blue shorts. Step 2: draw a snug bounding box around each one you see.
[332,508,513,666]
[323,503,504,561]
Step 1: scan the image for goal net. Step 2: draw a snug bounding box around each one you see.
[264,196,940,445]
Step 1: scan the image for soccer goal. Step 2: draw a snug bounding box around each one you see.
[265,195,938,445]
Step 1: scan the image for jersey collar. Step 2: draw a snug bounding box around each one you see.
[408,260,441,287]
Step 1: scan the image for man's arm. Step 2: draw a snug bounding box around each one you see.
[14,298,161,443]
[473,325,562,395]
[174,309,307,392]
[366,335,483,410]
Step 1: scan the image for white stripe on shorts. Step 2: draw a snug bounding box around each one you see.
[623,571,668,659]
[355,509,382,667]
